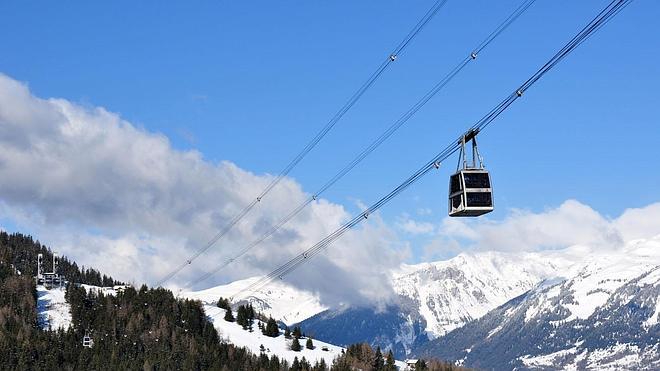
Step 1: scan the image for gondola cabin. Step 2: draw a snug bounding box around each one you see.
[82,334,94,348]
[448,169,493,216]
[448,130,493,217]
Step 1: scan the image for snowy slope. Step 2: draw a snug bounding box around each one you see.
[392,250,572,338]
[191,250,577,357]
[416,236,660,370]
[79,284,121,296]
[36,285,72,331]
[204,305,343,365]
[186,277,327,325]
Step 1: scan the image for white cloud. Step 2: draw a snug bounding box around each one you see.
[396,214,435,235]
[425,200,660,259]
[0,73,404,307]
[614,203,660,242]
[416,207,432,216]
[2,73,658,309]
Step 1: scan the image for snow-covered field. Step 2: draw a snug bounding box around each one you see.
[79,283,121,296]
[186,278,327,325]
[204,305,343,365]
[36,285,72,331]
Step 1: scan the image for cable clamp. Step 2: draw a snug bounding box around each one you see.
[470,52,477,60]
[389,54,397,61]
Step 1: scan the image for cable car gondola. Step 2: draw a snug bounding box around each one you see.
[448,130,493,217]
[82,332,94,348]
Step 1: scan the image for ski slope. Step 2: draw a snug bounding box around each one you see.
[205,305,343,365]
[36,285,72,331]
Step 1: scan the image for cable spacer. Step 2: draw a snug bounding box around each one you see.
[363,212,369,219]
[470,52,477,60]
[516,90,523,97]
[433,161,441,169]
[312,195,317,201]
[256,197,261,202]
[389,54,397,61]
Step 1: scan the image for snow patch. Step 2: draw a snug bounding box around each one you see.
[37,285,72,331]
[519,347,579,368]
[205,305,342,365]
[80,284,120,296]
[186,278,326,325]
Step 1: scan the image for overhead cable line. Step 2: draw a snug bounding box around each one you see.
[229,0,634,300]
[155,0,450,287]
[184,0,539,289]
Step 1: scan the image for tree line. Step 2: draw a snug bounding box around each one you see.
[0,230,468,370]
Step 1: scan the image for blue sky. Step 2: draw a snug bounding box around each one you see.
[0,1,658,272]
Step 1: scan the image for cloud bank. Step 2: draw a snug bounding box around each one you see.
[423,199,660,260]
[0,73,404,307]
[1,72,658,308]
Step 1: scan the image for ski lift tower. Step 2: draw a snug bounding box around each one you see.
[40,252,63,288]
[36,253,44,285]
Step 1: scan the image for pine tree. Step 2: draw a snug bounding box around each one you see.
[292,326,302,339]
[224,308,235,322]
[385,350,396,371]
[236,305,248,329]
[300,357,311,370]
[314,359,328,371]
[247,304,255,331]
[264,317,279,337]
[291,357,301,371]
[415,359,428,370]
[306,337,314,350]
[291,337,302,352]
[216,297,230,310]
[373,346,384,371]
[284,326,291,339]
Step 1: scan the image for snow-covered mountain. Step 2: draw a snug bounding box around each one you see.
[185,250,563,356]
[187,236,660,367]
[297,250,573,358]
[392,250,571,338]
[415,236,660,370]
[184,276,327,325]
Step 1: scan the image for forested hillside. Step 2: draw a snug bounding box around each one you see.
[0,232,120,287]
[0,232,295,369]
[0,231,462,370]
